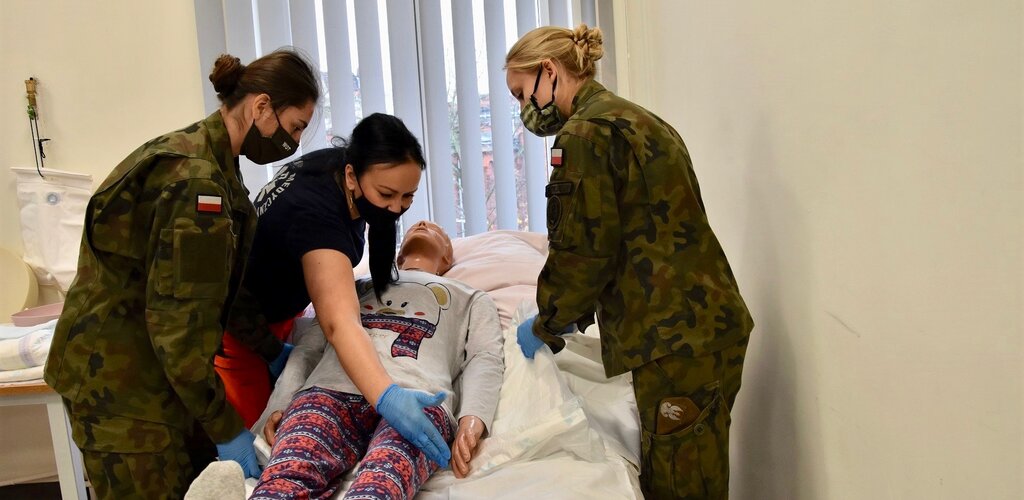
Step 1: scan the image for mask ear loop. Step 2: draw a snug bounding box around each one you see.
[530,67,558,110]
[549,74,559,108]
[252,98,284,137]
[529,68,543,108]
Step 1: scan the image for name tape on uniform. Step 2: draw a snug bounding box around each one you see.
[545,181,574,196]
[196,194,223,214]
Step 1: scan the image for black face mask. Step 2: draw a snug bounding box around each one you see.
[354,186,409,301]
[241,109,299,165]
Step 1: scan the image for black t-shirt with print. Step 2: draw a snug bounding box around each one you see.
[245,156,365,323]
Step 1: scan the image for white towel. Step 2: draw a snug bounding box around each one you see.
[0,365,45,383]
[0,323,55,370]
[0,319,58,340]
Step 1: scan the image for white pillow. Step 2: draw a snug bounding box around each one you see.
[446,231,548,329]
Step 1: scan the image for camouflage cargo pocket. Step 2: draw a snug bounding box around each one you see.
[641,387,731,499]
[70,413,174,453]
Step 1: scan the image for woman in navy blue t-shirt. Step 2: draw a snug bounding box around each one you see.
[217,114,455,466]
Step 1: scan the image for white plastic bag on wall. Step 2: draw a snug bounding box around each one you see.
[11,167,93,292]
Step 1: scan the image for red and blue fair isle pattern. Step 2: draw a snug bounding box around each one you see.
[361,313,438,360]
[251,387,452,500]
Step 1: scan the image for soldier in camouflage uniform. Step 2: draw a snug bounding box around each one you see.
[507,25,754,499]
[43,50,319,500]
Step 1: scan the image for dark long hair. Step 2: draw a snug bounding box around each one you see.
[209,48,320,110]
[339,114,426,299]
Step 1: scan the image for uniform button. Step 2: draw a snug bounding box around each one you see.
[694,423,707,436]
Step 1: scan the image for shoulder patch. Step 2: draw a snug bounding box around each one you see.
[550,148,563,167]
[196,194,223,214]
[547,195,562,233]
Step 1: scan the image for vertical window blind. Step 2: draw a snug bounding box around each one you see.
[193,0,618,237]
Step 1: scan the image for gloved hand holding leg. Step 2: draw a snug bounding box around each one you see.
[375,384,451,467]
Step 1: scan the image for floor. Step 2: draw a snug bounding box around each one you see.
[0,482,64,500]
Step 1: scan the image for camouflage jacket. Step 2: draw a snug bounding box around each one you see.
[44,111,257,446]
[533,80,754,377]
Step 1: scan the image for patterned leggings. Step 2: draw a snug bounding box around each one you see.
[250,387,452,500]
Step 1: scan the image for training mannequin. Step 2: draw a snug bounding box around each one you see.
[250,221,503,500]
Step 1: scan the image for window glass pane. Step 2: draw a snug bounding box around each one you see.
[199,0,613,233]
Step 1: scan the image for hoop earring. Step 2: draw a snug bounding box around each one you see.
[345,186,360,219]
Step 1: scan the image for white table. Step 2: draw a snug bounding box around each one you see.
[0,381,87,499]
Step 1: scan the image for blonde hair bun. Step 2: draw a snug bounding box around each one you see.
[506,24,605,79]
[571,24,605,66]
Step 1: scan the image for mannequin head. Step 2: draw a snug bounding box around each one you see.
[397,220,454,276]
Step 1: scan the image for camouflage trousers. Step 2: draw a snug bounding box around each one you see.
[67,405,216,500]
[632,336,748,499]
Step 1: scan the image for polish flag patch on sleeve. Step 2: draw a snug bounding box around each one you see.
[550,148,563,167]
[196,194,223,214]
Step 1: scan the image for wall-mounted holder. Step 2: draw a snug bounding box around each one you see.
[25,77,51,178]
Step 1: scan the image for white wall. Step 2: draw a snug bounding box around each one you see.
[0,0,205,259]
[618,1,1023,498]
[0,0,204,484]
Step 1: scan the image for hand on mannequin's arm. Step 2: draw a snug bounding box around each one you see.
[303,249,393,403]
[302,249,449,466]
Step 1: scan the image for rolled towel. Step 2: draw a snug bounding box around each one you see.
[0,327,53,371]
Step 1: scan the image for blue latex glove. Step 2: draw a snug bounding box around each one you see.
[216,429,261,479]
[268,342,294,381]
[375,384,451,467]
[517,315,577,359]
[516,315,547,359]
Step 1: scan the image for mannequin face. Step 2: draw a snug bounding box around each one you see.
[397,220,454,275]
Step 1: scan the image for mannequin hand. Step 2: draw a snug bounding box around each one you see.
[451,416,486,478]
[263,410,283,447]
[375,384,451,467]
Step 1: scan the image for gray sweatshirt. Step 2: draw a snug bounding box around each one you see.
[299,270,504,430]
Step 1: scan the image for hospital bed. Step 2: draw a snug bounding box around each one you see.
[187,230,643,499]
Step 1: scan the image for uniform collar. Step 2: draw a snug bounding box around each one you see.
[570,79,608,116]
[202,111,247,198]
